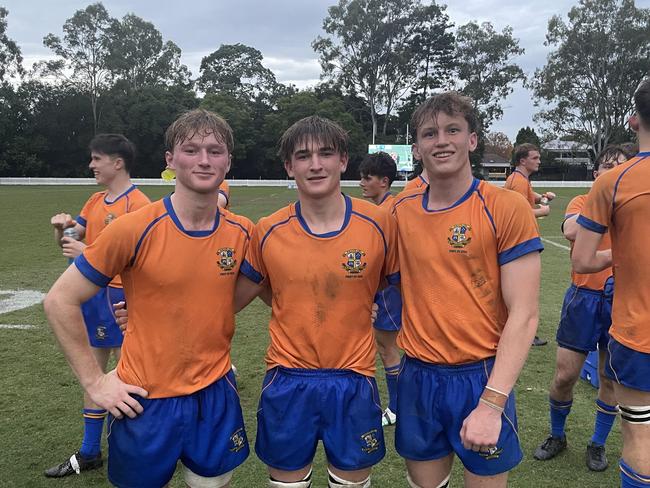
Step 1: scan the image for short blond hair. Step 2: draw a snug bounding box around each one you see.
[165,109,234,153]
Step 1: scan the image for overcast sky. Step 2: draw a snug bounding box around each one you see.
[3,0,639,139]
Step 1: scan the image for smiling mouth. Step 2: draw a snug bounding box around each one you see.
[433,151,454,158]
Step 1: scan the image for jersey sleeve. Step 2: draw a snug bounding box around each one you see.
[74,216,139,288]
[577,176,613,234]
[494,191,544,266]
[240,219,267,284]
[76,193,100,228]
[381,211,400,285]
[507,176,534,206]
[564,195,585,219]
[130,190,151,211]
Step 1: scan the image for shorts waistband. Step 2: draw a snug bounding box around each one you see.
[273,366,365,378]
[404,355,495,375]
[569,283,605,295]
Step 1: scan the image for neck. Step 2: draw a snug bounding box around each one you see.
[639,132,650,153]
[371,189,390,206]
[297,191,346,234]
[515,165,531,178]
[105,173,133,199]
[426,166,474,210]
[170,186,220,231]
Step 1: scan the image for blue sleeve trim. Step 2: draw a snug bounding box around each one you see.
[76,216,87,227]
[498,237,544,266]
[386,271,400,285]
[74,254,112,287]
[240,259,263,284]
[576,215,607,234]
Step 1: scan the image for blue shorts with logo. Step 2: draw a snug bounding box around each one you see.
[81,286,124,348]
[395,356,522,476]
[605,338,650,392]
[255,367,385,471]
[107,370,249,488]
[373,285,402,331]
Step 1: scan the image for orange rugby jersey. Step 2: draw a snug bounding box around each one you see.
[219,181,230,209]
[378,191,395,209]
[392,178,543,365]
[504,169,536,207]
[403,174,428,192]
[76,185,150,288]
[564,194,612,290]
[75,196,253,398]
[578,152,650,353]
[241,195,399,376]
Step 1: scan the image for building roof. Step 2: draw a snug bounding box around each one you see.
[542,139,590,151]
[481,152,511,167]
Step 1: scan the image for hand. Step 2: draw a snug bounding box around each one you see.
[460,401,503,453]
[371,302,378,326]
[544,192,556,201]
[51,213,76,230]
[538,204,551,217]
[113,301,128,333]
[61,237,86,258]
[86,369,148,419]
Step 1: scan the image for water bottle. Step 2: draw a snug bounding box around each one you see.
[63,227,79,264]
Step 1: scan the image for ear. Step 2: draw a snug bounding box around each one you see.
[380,176,389,188]
[226,154,232,174]
[468,132,478,152]
[284,159,294,178]
[340,152,349,173]
[112,157,124,171]
[165,150,175,170]
[412,143,422,162]
[629,113,640,132]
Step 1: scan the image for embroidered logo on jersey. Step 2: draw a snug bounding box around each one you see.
[217,248,237,272]
[448,224,472,248]
[95,326,107,341]
[104,213,116,225]
[229,428,246,453]
[342,249,367,275]
[360,429,380,454]
[478,446,502,460]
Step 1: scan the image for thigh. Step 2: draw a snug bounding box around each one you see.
[406,455,454,488]
[463,468,508,488]
[182,371,249,478]
[255,369,320,471]
[554,346,587,383]
[322,375,385,470]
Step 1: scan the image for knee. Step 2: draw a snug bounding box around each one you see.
[268,468,313,488]
[328,468,371,488]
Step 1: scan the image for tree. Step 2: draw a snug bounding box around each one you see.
[197,44,279,103]
[531,0,650,155]
[313,0,453,142]
[0,7,24,81]
[40,2,114,133]
[106,14,191,91]
[514,126,541,148]
[454,21,525,130]
[484,131,513,160]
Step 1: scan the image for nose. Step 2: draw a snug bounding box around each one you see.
[309,154,324,171]
[197,148,210,165]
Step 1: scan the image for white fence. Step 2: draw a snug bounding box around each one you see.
[0,177,594,188]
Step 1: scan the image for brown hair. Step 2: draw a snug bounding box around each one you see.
[513,143,540,166]
[410,91,479,141]
[278,116,348,162]
[165,109,234,153]
[634,78,650,131]
[595,144,630,168]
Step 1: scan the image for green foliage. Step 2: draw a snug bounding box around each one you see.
[455,21,525,131]
[515,126,542,148]
[0,7,24,81]
[531,0,650,154]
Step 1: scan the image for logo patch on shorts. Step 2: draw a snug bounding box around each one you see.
[360,429,380,454]
[95,326,107,341]
[217,248,237,273]
[229,428,246,452]
[478,446,502,460]
[342,249,367,276]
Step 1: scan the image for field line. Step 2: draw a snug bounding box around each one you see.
[541,237,571,251]
[0,324,36,330]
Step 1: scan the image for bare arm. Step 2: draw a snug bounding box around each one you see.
[534,191,556,204]
[562,215,579,241]
[533,205,550,218]
[234,273,268,312]
[44,266,147,417]
[572,226,612,273]
[50,213,85,247]
[460,251,540,450]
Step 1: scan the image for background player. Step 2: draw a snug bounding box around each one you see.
[236,116,399,488]
[505,142,554,347]
[359,151,402,426]
[534,145,630,471]
[573,78,650,488]
[44,109,251,487]
[46,134,150,478]
[392,92,543,488]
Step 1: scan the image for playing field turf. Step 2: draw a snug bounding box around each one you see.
[0,184,620,487]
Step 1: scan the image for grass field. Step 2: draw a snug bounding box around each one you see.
[0,184,620,487]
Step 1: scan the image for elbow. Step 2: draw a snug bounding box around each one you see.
[571,255,589,274]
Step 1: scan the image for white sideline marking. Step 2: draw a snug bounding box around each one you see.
[0,324,36,330]
[541,238,571,251]
[0,289,45,314]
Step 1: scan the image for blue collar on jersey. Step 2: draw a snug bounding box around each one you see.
[512,168,529,179]
[104,184,137,204]
[421,178,479,213]
[378,191,393,205]
[295,193,352,238]
[163,194,220,237]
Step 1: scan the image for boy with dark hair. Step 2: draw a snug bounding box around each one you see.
[393,92,543,488]
[359,151,402,427]
[236,116,399,488]
[574,78,650,488]
[44,109,252,487]
[46,133,150,478]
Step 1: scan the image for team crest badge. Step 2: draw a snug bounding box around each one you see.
[478,446,503,460]
[360,429,380,454]
[448,224,472,248]
[217,248,237,272]
[342,249,367,274]
[95,326,107,341]
[104,213,116,225]
[229,428,246,452]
